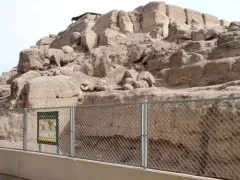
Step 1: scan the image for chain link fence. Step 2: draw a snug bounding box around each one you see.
[0,109,23,150]
[75,104,142,166]
[148,99,240,180]
[0,97,240,180]
[26,107,71,156]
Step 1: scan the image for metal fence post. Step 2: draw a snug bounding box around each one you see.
[141,100,148,168]
[70,106,76,157]
[23,108,28,151]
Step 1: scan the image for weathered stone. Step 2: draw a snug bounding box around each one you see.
[0,85,10,98]
[26,75,80,108]
[53,69,61,76]
[188,53,204,64]
[81,30,98,51]
[170,50,188,68]
[119,11,134,34]
[18,48,45,73]
[202,13,219,26]
[166,5,186,24]
[150,27,163,38]
[167,65,203,85]
[93,10,119,32]
[177,28,192,42]
[184,41,205,52]
[62,45,74,54]
[60,67,74,76]
[11,71,41,99]
[204,28,221,40]
[30,45,38,49]
[185,9,204,25]
[94,79,109,91]
[91,45,127,77]
[51,14,97,48]
[217,31,240,46]
[61,52,77,65]
[70,32,81,45]
[0,69,18,85]
[192,29,206,41]
[192,27,225,41]
[124,78,135,85]
[123,84,134,90]
[44,48,64,67]
[137,71,155,87]
[134,6,143,13]
[142,1,169,37]
[129,12,141,33]
[167,22,191,43]
[133,80,149,89]
[228,26,240,32]
[220,19,230,27]
[49,34,56,38]
[80,81,94,92]
[203,61,232,80]
[98,29,126,46]
[210,40,240,60]
[190,18,204,31]
[120,70,139,85]
[94,54,111,77]
[36,37,54,47]
[127,44,148,63]
[228,21,240,32]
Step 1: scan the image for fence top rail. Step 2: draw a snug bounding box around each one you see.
[1,96,240,112]
[19,96,240,110]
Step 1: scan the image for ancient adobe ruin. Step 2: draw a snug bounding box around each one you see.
[1,1,240,179]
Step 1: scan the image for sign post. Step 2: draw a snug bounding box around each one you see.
[37,112,59,154]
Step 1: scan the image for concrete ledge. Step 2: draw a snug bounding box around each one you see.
[0,174,27,180]
[0,148,220,180]
[0,149,20,177]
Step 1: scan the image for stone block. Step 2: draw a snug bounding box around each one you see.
[166,5,186,24]
[142,1,169,36]
[81,30,98,51]
[26,75,80,108]
[202,13,220,26]
[192,29,206,41]
[167,64,203,85]
[129,12,141,33]
[185,8,204,25]
[220,19,230,26]
[170,50,188,68]
[93,10,119,32]
[119,11,134,33]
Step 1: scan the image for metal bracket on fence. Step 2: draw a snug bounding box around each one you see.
[70,106,76,157]
[141,100,148,168]
[23,108,28,151]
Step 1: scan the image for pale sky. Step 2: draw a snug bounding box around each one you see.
[0,0,239,74]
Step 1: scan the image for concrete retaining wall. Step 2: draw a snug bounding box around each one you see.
[0,148,218,180]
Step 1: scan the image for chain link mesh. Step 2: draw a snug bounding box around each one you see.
[0,109,23,150]
[148,99,240,180]
[27,107,71,156]
[0,97,240,180]
[75,104,141,166]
